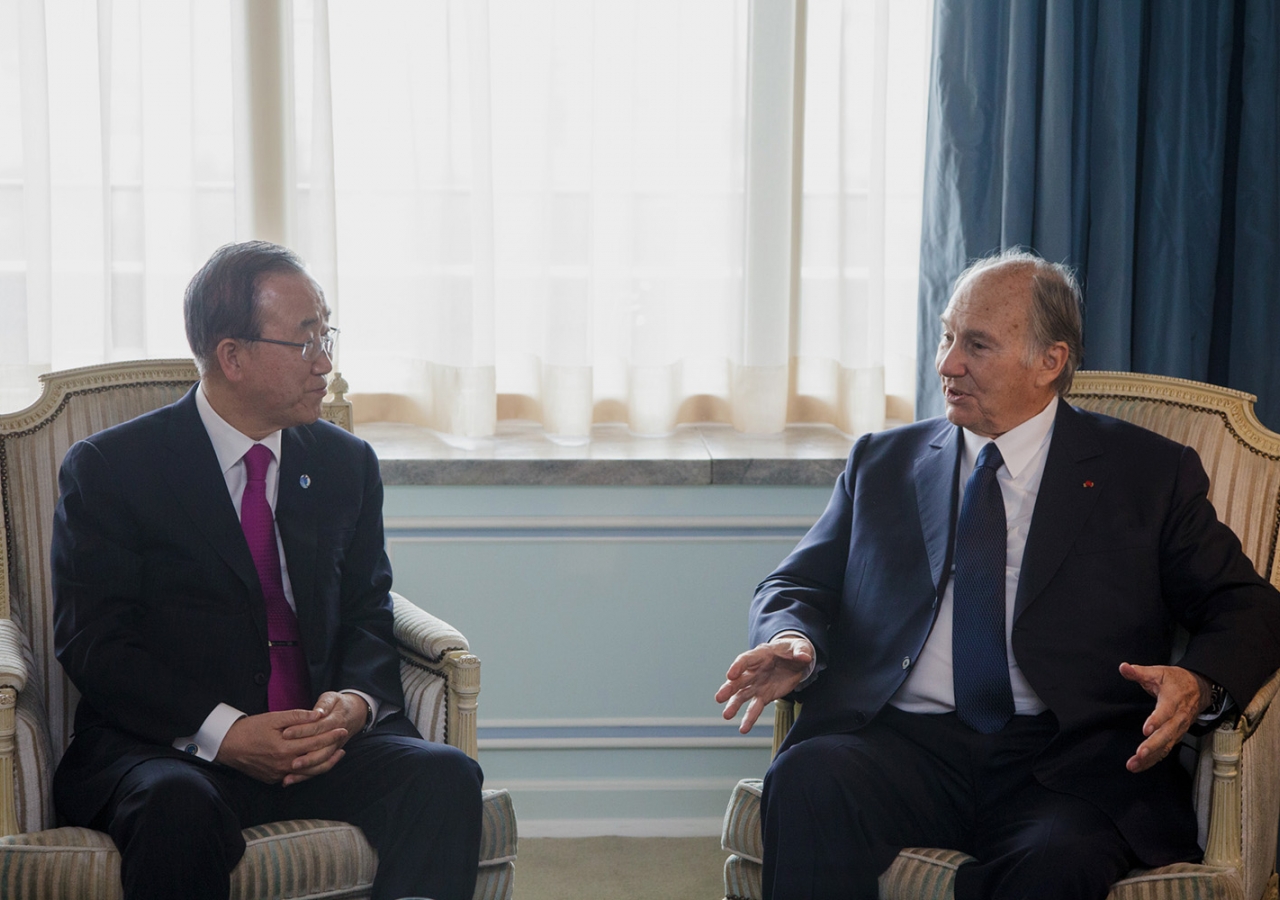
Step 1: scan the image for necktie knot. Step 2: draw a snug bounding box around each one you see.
[244,444,273,483]
[976,441,1004,472]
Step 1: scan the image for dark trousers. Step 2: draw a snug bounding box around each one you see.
[761,706,1137,900]
[96,718,483,900]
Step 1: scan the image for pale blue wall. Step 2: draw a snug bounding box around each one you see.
[384,484,833,835]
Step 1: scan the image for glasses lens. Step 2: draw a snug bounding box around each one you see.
[302,331,338,362]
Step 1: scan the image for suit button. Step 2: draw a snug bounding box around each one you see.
[254,673,268,686]
[852,712,866,725]
[902,656,911,669]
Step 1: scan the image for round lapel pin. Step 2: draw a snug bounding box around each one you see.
[300,474,311,489]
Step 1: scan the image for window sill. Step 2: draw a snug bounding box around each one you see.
[359,420,874,486]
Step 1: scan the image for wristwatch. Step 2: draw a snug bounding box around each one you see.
[1206,680,1227,715]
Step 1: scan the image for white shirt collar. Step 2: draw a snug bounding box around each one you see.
[961,395,1058,480]
[194,383,283,473]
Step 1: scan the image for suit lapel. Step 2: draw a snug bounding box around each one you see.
[276,426,320,639]
[1014,401,1104,620]
[914,421,963,596]
[161,389,263,606]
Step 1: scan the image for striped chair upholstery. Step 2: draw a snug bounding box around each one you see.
[0,360,517,900]
[722,372,1280,900]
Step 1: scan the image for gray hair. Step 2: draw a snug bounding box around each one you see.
[184,241,310,374]
[954,248,1084,395]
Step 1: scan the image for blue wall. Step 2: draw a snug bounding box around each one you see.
[384,483,832,836]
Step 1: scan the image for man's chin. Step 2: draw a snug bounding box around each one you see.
[942,401,971,429]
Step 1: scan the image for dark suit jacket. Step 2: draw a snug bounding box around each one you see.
[51,386,405,826]
[752,399,1280,865]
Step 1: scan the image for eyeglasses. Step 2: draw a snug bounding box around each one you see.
[239,327,340,361]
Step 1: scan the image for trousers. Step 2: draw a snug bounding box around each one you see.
[761,705,1137,900]
[95,716,483,900]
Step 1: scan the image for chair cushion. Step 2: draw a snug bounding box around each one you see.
[720,778,1245,900]
[721,778,763,862]
[0,788,516,900]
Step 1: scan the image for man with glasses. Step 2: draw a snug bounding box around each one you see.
[51,241,483,900]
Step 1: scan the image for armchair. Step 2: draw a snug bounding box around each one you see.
[722,371,1280,900]
[0,360,516,900]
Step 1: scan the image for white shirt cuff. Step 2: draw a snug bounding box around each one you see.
[173,703,246,761]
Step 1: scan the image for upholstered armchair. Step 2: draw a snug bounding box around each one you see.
[0,360,517,900]
[722,372,1280,900]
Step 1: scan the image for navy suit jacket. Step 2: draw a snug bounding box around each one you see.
[752,400,1280,865]
[51,386,405,826]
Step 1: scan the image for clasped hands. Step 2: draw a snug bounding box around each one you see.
[215,690,369,786]
[715,636,1213,773]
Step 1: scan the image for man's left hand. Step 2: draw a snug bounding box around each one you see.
[280,691,369,785]
[1119,662,1211,773]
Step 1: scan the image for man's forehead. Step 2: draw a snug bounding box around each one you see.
[944,269,1031,322]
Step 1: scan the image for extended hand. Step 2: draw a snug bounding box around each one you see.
[1119,662,1211,773]
[716,636,815,734]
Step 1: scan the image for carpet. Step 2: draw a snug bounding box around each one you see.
[514,836,726,900]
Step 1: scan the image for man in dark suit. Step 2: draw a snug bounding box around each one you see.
[716,249,1280,900]
[52,241,483,900]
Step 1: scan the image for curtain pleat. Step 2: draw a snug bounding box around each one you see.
[917,0,1280,430]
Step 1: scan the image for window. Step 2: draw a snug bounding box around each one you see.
[0,0,933,436]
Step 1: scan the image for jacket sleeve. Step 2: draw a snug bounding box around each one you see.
[748,435,867,669]
[53,439,232,741]
[328,440,404,713]
[1160,445,1280,706]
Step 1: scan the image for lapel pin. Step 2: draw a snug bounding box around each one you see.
[299,475,311,489]
[1083,480,1094,488]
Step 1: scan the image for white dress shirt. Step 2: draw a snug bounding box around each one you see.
[890,395,1059,714]
[172,387,377,761]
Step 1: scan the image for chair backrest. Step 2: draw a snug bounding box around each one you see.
[1066,371,1280,590]
[0,361,200,771]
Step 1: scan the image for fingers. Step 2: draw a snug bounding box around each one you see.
[283,748,346,787]
[1124,664,1202,773]
[740,696,769,735]
[282,692,348,739]
[1118,661,1160,698]
[1127,720,1188,772]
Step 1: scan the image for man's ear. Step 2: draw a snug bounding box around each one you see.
[215,338,246,383]
[1036,341,1069,389]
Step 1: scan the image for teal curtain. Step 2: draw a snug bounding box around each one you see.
[916,0,1280,429]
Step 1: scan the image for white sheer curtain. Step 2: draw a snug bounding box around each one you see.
[1,0,932,436]
[797,0,932,434]
[0,0,234,413]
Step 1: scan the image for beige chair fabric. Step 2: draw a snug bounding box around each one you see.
[722,372,1280,900]
[0,360,516,899]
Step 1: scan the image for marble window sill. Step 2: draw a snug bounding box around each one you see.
[359,420,870,486]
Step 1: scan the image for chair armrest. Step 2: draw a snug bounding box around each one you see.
[772,699,796,759]
[391,592,469,660]
[0,620,29,837]
[0,620,29,693]
[1203,667,1280,900]
[1239,667,1280,739]
[391,593,480,761]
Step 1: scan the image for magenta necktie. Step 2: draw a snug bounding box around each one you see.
[240,443,312,712]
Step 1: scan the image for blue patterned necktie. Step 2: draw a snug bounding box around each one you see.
[952,441,1014,733]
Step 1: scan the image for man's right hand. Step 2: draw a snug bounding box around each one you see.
[716,635,815,734]
[216,709,349,785]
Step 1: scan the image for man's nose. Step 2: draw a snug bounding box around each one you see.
[936,343,964,377]
[313,350,333,376]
